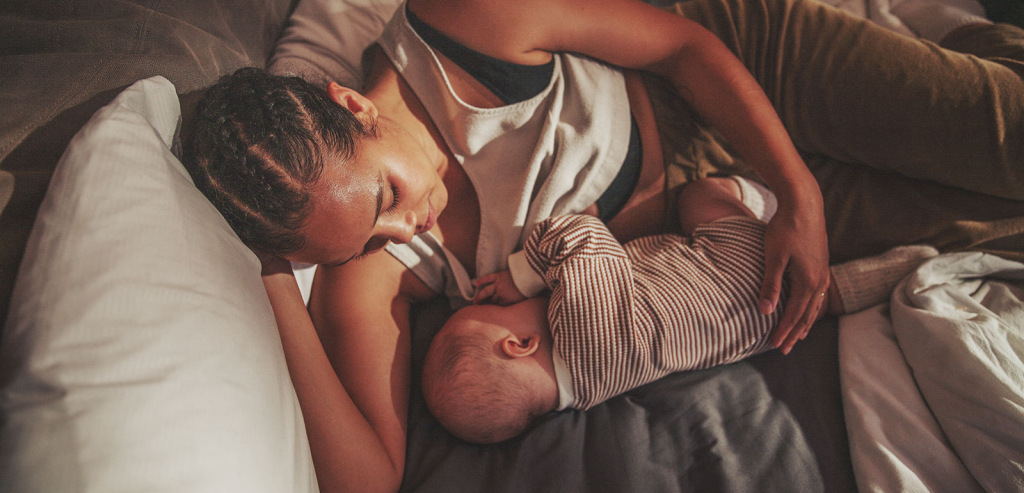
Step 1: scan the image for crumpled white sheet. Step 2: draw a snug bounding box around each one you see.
[816,0,916,36]
[840,252,1024,493]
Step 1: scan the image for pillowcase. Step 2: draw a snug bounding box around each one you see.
[0,76,317,493]
[268,0,403,88]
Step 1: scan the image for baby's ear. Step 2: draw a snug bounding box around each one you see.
[501,335,539,358]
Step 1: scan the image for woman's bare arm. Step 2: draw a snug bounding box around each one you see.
[263,253,432,493]
[412,0,830,353]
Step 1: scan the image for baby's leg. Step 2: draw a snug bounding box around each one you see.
[675,176,773,234]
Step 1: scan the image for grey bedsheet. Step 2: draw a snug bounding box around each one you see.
[402,299,856,492]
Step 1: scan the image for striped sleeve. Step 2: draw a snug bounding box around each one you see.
[523,214,629,291]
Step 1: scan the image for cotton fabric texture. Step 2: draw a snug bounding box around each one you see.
[0,77,317,493]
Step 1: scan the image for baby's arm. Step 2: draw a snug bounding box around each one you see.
[474,214,625,306]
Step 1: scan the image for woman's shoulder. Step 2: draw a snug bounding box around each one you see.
[407,0,572,65]
[409,0,704,73]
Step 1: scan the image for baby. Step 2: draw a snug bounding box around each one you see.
[421,177,936,444]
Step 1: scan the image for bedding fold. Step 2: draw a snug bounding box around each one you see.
[840,252,1024,492]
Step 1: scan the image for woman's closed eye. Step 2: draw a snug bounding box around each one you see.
[349,185,400,263]
[385,185,401,214]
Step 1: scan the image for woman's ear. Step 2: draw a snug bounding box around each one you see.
[501,335,539,358]
[327,82,379,120]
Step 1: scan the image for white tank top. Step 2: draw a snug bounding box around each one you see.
[379,3,632,307]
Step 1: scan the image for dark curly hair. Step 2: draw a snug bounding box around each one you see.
[182,67,378,256]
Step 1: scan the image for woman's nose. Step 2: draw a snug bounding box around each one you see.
[379,211,417,245]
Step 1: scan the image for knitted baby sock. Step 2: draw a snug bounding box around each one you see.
[891,0,991,43]
[830,245,940,313]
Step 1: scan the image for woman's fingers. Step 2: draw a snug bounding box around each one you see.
[769,257,831,354]
[769,276,802,351]
[759,250,786,316]
[763,251,831,354]
[761,235,797,349]
[762,201,830,354]
[776,298,805,353]
[803,290,829,340]
[776,283,826,354]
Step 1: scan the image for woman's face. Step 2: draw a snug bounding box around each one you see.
[285,126,448,267]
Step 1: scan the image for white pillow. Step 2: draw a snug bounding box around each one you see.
[0,76,317,493]
[268,0,402,88]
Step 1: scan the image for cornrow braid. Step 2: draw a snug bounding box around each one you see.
[182,67,378,256]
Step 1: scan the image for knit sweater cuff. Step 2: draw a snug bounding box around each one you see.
[508,250,547,298]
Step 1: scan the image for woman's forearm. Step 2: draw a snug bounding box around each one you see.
[655,27,820,205]
[647,24,831,351]
[262,269,404,493]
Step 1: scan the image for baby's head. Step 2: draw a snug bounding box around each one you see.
[422,297,558,444]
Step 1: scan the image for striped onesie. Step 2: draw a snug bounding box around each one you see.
[509,214,784,411]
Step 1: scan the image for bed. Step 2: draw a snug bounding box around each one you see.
[1,1,1022,492]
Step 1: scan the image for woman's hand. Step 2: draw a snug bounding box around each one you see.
[760,197,830,355]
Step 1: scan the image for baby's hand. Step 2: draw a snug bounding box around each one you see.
[472,270,526,305]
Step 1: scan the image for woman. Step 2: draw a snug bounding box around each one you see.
[183,0,1024,490]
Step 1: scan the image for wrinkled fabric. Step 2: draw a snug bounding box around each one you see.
[892,252,1024,493]
[840,252,1024,492]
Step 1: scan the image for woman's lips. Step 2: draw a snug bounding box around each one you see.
[420,204,437,233]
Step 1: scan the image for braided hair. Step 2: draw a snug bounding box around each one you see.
[182,67,378,256]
